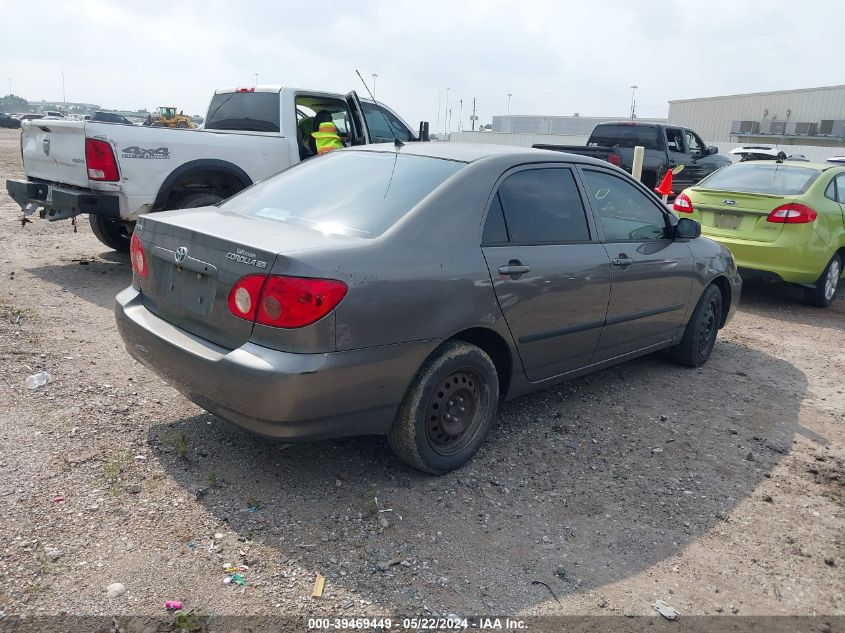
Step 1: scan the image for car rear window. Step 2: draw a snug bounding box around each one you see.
[700,164,820,195]
[205,92,280,132]
[222,151,464,238]
[588,124,660,150]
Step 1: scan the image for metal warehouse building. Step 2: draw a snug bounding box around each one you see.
[668,84,845,149]
[492,114,666,136]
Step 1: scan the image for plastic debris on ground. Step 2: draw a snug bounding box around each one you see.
[312,572,325,598]
[25,371,50,389]
[165,600,183,611]
[224,572,246,587]
[653,599,680,621]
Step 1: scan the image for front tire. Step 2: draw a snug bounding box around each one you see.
[671,284,722,367]
[388,341,499,474]
[804,253,841,308]
[88,214,133,252]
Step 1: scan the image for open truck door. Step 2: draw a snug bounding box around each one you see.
[345,91,371,146]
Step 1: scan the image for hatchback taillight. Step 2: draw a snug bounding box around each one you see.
[228,275,348,329]
[85,138,119,181]
[673,192,693,213]
[129,231,148,278]
[767,203,817,224]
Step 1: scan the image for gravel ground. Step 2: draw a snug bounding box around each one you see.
[0,127,842,620]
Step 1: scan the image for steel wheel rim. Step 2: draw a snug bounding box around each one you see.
[824,259,840,302]
[425,368,485,456]
[698,299,718,356]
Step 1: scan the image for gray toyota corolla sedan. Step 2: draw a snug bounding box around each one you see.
[115,143,741,473]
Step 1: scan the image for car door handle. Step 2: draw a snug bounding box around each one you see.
[498,262,531,276]
[611,256,634,267]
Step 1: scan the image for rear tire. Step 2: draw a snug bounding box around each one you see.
[88,215,133,252]
[803,253,841,308]
[671,284,722,368]
[388,341,499,474]
[177,192,225,209]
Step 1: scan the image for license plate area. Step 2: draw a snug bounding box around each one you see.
[714,212,742,230]
[160,264,216,316]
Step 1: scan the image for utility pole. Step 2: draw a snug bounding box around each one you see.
[459,99,463,132]
[507,92,512,115]
[629,84,638,120]
[444,88,450,135]
[254,72,259,85]
[61,72,66,105]
[436,92,441,137]
[470,97,478,131]
[371,73,378,99]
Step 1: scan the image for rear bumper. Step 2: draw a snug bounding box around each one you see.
[6,178,120,219]
[114,287,437,441]
[703,231,832,285]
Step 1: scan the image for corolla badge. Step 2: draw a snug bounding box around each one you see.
[722,199,737,205]
[174,246,188,263]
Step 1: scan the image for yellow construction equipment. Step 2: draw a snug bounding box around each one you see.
[149,107,195,128]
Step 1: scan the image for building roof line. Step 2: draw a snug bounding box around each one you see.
[669,84,845,104]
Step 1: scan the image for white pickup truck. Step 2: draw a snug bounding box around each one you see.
[6,86,426,251]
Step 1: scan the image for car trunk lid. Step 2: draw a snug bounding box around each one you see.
[135,207,354,350]
[689,188,789,243]
[21,120,90,187]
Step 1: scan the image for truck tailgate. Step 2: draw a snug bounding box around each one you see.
[21,120,90,187]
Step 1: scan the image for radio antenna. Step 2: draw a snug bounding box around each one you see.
[355,69,403,149]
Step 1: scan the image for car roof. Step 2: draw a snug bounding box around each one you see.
[352,142,616,167]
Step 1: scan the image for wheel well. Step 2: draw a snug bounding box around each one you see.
[161,169,247,209]
[710,276,731,327]
[450,327,513,398]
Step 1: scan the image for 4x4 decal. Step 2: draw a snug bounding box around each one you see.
[121,146,170,159]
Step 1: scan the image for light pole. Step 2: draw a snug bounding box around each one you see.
[254,72,259,85]
[459,99,463,132]
[61,72,66,105]
[445,88,450,134]
[507,92,512,115]
[629,84,638,120]
[7,78,11,96]
[371,73,378,99]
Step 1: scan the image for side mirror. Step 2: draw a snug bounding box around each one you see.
[418,121,430,142]
[675,217,701,239]
[708,146,719,155]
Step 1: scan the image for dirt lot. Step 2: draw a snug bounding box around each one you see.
[0,127,842,620]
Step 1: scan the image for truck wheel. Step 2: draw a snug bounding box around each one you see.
[388,341,499,474]
[88,215,133,253]
[176,122,189,128]
[177,192,225,209]
[670,284,722,367]
[804,253,841,308]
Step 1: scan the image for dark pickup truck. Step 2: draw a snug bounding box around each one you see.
[534,121,731,191]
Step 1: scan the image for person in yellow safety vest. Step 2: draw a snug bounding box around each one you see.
[311,110,343,155]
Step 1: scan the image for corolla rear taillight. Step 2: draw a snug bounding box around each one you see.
[228,275,348,328]
[129,231,148,278]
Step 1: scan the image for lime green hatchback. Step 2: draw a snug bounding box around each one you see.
[674,161,845,307]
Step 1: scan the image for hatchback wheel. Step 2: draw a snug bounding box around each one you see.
[388,341,499,474]
[671,284,722,368]
[804,253,841,308]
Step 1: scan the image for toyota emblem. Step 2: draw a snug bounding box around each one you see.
[174,246,188,263]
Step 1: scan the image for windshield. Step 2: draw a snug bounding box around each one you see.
[699,163,820,195]
[588,124,660,150]
[205,92,280,132]
[221,151,464,238]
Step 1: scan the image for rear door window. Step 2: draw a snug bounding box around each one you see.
[205,91,280,132]
[482,193,509,244]
[588,124,660,150]
[496,168,591,243]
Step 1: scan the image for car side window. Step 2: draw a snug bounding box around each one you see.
[685,130,704,155]
[496,168,591,243]
[825,178,837,202]
[482,193,509,244]
[581,169,670,241]
[836,174,845,204]
[666,127,684,152]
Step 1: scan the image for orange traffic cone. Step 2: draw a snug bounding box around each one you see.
[654,168,674,197]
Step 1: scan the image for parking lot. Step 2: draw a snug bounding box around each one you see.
[0,126,842,618]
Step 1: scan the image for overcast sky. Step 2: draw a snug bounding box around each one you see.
[2,0,843,131]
